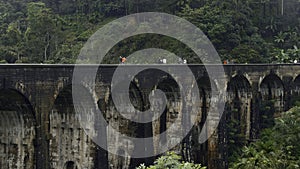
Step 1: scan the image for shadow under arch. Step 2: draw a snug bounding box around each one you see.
[49,84,107,169]
[102,80,145,136]
[292,75,300,106]
[110,80,145,113]
[294,75,300,93]
[0,88,36,169]
[99,80,153,168]
[259,73,284,129]
[226,75,252,135]
[155,76,181,147]
[189,76,214,166]
[225,75,252,163]
[197,76,217,124]
[64,161,79,169]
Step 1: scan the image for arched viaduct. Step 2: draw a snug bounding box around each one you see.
[0,64,300,169]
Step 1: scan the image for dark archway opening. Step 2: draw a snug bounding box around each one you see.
[292,75,300,106]
[190,76,212,166]
[50,85,107,169]
[130,75,181,167]
[105,81,154,168]
[226,75,252,163]
[0,89,36,169]
[156,78,181,149]
[64,161,78,169]
[259,74,284,129]
[128,82,154,168]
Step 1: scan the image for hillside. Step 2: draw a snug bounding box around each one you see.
[0,0,299,64]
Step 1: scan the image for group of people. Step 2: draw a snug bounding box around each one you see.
[178,58,187,64]
[118,56,188,64]
[158,58,167,64]
[223,60,236,64]
[119,56,299,65]
[158,58,187,64]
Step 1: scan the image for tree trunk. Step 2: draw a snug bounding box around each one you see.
[44,33,50,61]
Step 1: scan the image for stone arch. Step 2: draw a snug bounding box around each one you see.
[227,75,252,138]
[101,81,149,169]
[153,77,181,153]
[52,78,73,106]
[189,76,214,166]
[64,161,79,169]
[259,74,284,129]
[197,76,217,122]
[13,81,34,105]
[110,80,145,114]
[289,75,300,107]
[225,75,252,161]
[104,80,145,137]
[293,75,300,96]
[52,81,99,112]
[0,88,36,169]
[156,77,181,102]
[49,84,99,169]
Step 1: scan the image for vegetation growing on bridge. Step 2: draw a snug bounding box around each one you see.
[0,0,299,63]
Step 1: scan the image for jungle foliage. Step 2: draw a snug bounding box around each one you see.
[136,151,207,169]
[230,106,300,169]
[0,0,299,63]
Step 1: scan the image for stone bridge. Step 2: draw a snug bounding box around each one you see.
[1,64,300,169]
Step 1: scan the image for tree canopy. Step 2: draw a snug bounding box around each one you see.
[0,0,299,63]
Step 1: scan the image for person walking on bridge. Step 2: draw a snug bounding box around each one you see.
[121,56,126,64]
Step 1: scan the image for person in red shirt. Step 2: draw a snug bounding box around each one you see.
[121,57,126,64]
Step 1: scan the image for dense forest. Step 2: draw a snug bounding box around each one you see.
[0,0,299,63]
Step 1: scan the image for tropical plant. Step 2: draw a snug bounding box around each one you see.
[136,151,206,169]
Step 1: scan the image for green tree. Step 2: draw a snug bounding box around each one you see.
[25,2,63,62]
[4,22,25,62]
[136,152,206,169]
[0,0,28,62]
[230,106,300,169]
[272,28,300,63]
[179,0,270,63]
